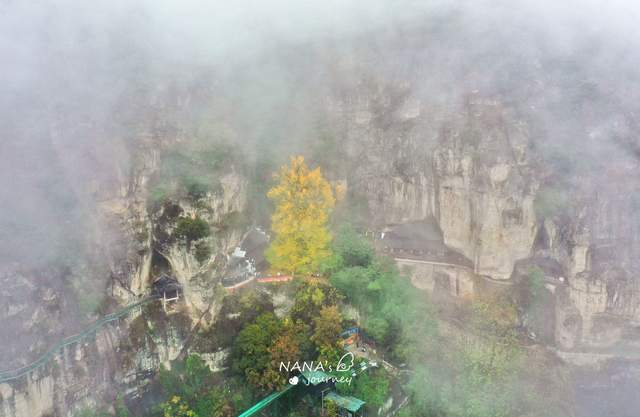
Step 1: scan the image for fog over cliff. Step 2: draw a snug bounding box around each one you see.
[2,0,639,265]
[1,1,640,416]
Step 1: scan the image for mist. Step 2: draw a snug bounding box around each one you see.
[1,1,640,416]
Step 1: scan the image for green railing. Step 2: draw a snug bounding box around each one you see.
[0,296,155,384]
[238,384,295,417]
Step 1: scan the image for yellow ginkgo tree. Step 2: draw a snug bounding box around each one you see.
[266,156,336,276]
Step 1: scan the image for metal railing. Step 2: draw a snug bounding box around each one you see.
[0,296,156,384]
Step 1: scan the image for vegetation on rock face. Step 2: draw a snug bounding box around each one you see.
[148,140,236,210]
[525,266,545,309]
[266,156,336,275]
[75,409,110,417]
[534,185,569,219]
[214,211,248,233]
[157,355,239,417]
[159,396,199,417]
[114,396,130,417]
[173,217,210,246]
[396,296,533,417]
[193,241,211,263]
[74,400,131,417]
[196,289,275,351]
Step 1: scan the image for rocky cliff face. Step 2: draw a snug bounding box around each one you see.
[432,102,538,280]
[329,77,640,353]
[0,128,248,416]
[0,304,192,417]
[551,164,640,351]
[152,169,248,321]
[337,90,539,281]
[3,22,640,416]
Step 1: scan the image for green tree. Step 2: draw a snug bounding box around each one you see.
[192,386,235,417]
[233,313,283,390]
[174,217,210,247]
[159,354,214,406]
[338,368,390,410]
[330,266,373,310]
[158,355,241,416]
[363,315,390,343]
[332,225,375,269]
[290,281,342,324]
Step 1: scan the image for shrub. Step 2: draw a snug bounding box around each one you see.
[149,183,171,206]
[364,315,390,344]
[184,177,210,200]
[174,217,210,245]
[337,368,390,410]
[333,225,374,268]
[194,242,211,263]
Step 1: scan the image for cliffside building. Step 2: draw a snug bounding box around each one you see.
[222,228,269,289]
[376,218,475,297]
[152,274,182,312]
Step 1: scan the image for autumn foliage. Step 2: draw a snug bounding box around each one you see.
[266,156,336,275]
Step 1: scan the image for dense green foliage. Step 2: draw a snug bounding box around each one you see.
[326,226,436,359]
[325,400,339,417]
[159,396,199,417]
[157,354,247,417]
[395,297,528,417]
[193,241,212,263]
[324,227,559,417]
[173,217,210,246]
[231,280,345,391]
[114,397,131,417]
[200,289,275,349]
[233,312,286,390]
[337,367,390,409]
[328,225,375,268]
[134,178,555,417]
[126,221,557,417]
[289,280,343,324]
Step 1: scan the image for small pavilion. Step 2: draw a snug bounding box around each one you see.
[325,391,366,417]
[152,274,182,312]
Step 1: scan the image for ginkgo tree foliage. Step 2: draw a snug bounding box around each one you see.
[266,156,337,276]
